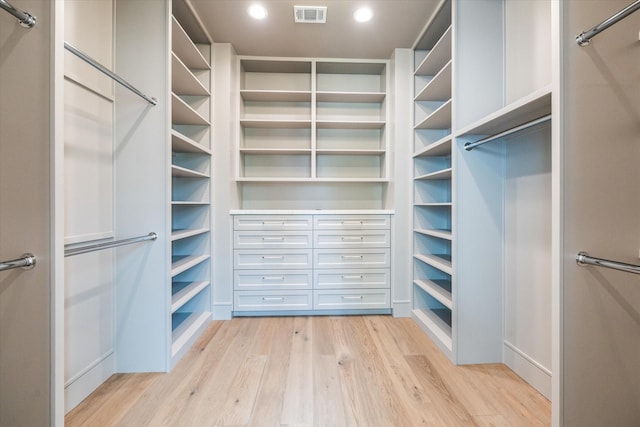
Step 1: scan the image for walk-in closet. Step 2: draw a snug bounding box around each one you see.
[1,0,639,426]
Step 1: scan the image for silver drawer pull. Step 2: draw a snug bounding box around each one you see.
[341,221,364,225]
[262,276,285,281]
[262,255,285,260]
[342,275,364,280]
[341,236,364,241]
[262,237,285,241]
[262,297,285,301]
[262,221,285,225]
[342,295,364,300]
[341,255,363,259]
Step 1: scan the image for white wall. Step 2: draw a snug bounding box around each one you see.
[62,0,117,412]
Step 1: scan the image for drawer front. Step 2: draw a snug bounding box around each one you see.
[234,215,312,231]
[313,230,390,249]
[314,269,390,289]
[313,289,391,310]
[234,270,312,290]
[314,215,390,230]
[234,290,313,311]
[234,231,313,249]
[314,249,390,269]
[234,250,313,270]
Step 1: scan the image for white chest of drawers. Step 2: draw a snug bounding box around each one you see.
[232,213,392,314]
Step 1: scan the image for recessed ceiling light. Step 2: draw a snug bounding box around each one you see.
[353,7,373,23]
[248,4,268,20]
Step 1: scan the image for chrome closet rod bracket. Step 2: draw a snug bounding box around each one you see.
[576,251,640,275]
[576,0,640,46]
[64,42,158,106]
[0,253,36,272]
[65,232,158,257]
[0,0,36,28]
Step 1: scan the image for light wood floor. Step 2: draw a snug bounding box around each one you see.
[65,316,550,426]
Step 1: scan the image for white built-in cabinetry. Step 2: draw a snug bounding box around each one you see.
[411,3,455,357]
[236,57,390,211]
[232,213,391,314]
[169,4,212,366]
[411,0,552,397]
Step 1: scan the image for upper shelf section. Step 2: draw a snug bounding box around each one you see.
[456,85,551,138]
[171,16,209,70]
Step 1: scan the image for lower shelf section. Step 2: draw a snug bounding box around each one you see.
[171,311,211,362]
[411,308,453,359]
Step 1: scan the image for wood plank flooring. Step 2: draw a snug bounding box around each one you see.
[65,316,551,426]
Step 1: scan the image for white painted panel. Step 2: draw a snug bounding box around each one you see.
[64,80,114,243]
[64,0,113,99]
[503,124,552,392]
[505,0,552,103]
[64,251,113,384]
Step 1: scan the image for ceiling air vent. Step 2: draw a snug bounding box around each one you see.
[294,6,327,23]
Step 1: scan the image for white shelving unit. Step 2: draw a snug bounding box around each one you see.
[169,8,212,366]
[411,1,455,360]
[236,57,390,210]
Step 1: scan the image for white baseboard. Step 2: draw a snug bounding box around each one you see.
[503,340,551,400]
[212,302,232,320]
[392,299,412,317]
[64,352,115,413]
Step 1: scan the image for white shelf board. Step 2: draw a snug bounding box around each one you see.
[415,61,452,102]
[414,228,452,241]
[171,311,211,358]
[414,279,452,309]
[240,148,311,155]
[415,168,452,181]
[415,99,452,130]
[172,201,210,206]
[172,93,210,126]
[171,129,211,155]
[413,135,452,158]
[414,253,452,275]
[172,53,209,96]
[414,202,452,208]
[237,177,388,183]
[316,149,385,155]
[316,120,386,130]
[411,308,453,353]
[456,85,552,138]
[171,16,209,70]
[240,119,311,129]
[415,26,452,76]
[171,228,209,241]
[171,165,209,178]
[240,90,311,102]
[171,254,210,277]
[171,281,210,313]
[316,91,386,103]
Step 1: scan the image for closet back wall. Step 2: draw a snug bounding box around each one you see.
[63,0,116,412]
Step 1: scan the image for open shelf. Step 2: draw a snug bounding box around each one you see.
[414,228,452,240]
[415,26,452,76]
[171,281,210,313]
[415,168,452,181]
[171,254,210,277]
[316,91,386,103]
[414,135,452,158]
[415,99,452,130]
[411,308,453,351]
[171,228,209,241]
[171,129,211,155]
[415,61,452,102]
[172,93,210,126]
[414,279,452,309]
[172,53,209,96]
[171,311,211,358]
[240,119,312,129]
[240,90,311,102]
[171,165,209,178]
[414,253,452,275]
[171,16,209,69]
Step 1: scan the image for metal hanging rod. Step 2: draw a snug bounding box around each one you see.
[64,42,157,106]
[0,253,36,272]
[576,0,640,46]
[0,0,36,28]
[464,114,551,152]
[65,232,158,257]
[576,251,640,275]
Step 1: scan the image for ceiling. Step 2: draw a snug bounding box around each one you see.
[189,0,444,59]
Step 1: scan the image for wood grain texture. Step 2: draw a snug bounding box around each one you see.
[66,317,550,426]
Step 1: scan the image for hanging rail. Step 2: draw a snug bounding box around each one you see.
[576,0,640,46]
[464,114,551,152]
[0,0,36,27]
[65,232,158,257]
[64,42,157,106]
[576,251,640,275]
[0,253,36,272]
